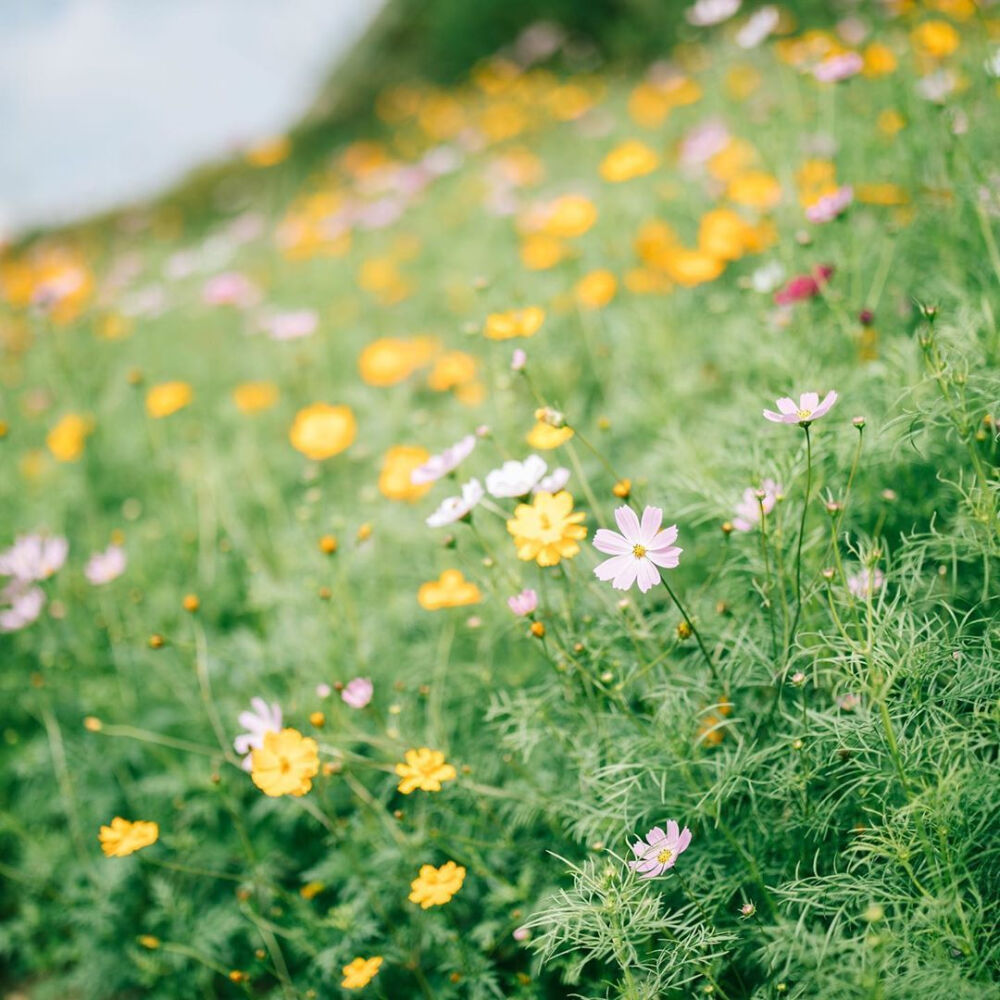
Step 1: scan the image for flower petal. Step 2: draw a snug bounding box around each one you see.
[593,528,631,555]
[614,505,641,541]
[639,506,663,542]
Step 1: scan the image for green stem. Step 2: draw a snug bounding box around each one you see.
[788,423,813,651]
[660,576,721,688]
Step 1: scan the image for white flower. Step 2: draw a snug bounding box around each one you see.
[751,261,785,294]
[411,434,477,485]
[426,479,484,527]
[0,580,45,633]
[84,545,127,585]
[0,535,68,582]
[234,697,283,772]
[486,455,547,498]
[736,6,778,49]
[686,0,741,27]
[534,467,570,494]
[593,506,683,593]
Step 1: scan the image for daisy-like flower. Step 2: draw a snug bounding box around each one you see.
[0,581,45,633]
[426,478,483,527]
[507,588,538,616]
[593,506,682,593]
[411,434,476,485]
[395,748,457,794]
[629,820,692,878]
[99,817,159,858]
[341,956,383,990]
[234,697,283,771]
[732,479,782,532]
[736,5,779,49]
[847,567,885,598]
[486,455,547,498]
[409,861,466,908]
[507,491,587,567]
[534,467,570,494]
[84,544,127,585]
[251,728,319,797]
[0,534,68,581]
[763,391,838,426]
[341,677,374,709]
[806,185,853,223]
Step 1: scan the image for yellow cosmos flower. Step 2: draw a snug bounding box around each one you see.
[862,42,898,77]
[707,138,758,182]
[624,268,673,295]
[698,209,755,262]
[99,817,159,857]
[342,956,383,990]
[520,234,568,270]
[526,421,574,449]
[379,445,432,501]
[507,490,587,567]
[660,248,725,287]
[428,351,478,392]
[726,172,782,211]
[417,569,482,610]
[145,381,192,418]
[541,194,598,239]
[46,413,91,462]
[358,336,438,387]
[911,20,960,59]
[409,861,466,909]
[395,748,457,794]
[545,83,595,121]
[245,135,291,167]
[600,140,660,182]
[634,219,679,267]
[289,404,356,460]
[575,270,617,309]
[484,307,545,340]
[250,728,319,797]
[232,381,278,414]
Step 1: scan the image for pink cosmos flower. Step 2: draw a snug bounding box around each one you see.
[507,589,538,616]
[234,697,282,771]
[763,391,838,425]
[813,51,864,83]
[426,478,484,527]
[0,535,68,581]
[411,434,477,485]
[847,568,884,598]
[806,186,853,224]
[736,6,779,48]
[0,580,45,633]
[629,820,692,878]
[593,506,683,593]
[84,545,127,585]
[202,271,260,308]
[259,308,318,341]
[732,479,782,532]
[511,349,527,371]
[679,120,730,168]
[341,677,374,709]
[773,265,833,305]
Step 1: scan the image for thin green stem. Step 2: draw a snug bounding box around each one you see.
[661,576,721,688]
[788,423,813,651]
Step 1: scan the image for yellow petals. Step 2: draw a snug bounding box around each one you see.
[289,404,356,460]
[600,140,660,182]
[379,445,432,501]
[250,728,319,797]
[574,270,617,309]
[358,336,438,387]
[232,381,278,414]
[245,136,291,167]
[409,861,466,908]
[484,307,545,340]
[911,20,960,59]
[46,413,91,462]
[395,748,457,794]
[659,248,725,287]
[726,172,782,211]
[99,817,159,857]
[418,569,482,610]
[507,490,587,567]
[862,42,898,77]
[145,382,192,419]
[526,421,574,449]
[342,956,383,990]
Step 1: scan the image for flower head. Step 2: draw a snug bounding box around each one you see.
[0,580,45,633]
[773,265,833,305]
[426,478,483,527]
[732,479,782,532]
[813,52,864,83]
[417,569,482,610]
[806,185,853,223]
[593,506,682,593]
[234,697,282,771]
[629,820,692,878]
[763,391,838,425]
[250,728,319,797]
[484,306,545,340]
[409,861,466,908]
[84,544,127,585]
[486,455,547,498]
[0,534,68,581]
[411,434,476,485]
[848,567,885,598]
[507,491,587,567]
[396,748,457,794]
[341,677,374,709]
[342,956,383,990]
[289,403,356,460]
[99,817,159,857]
[507,588,538,616]
[379,445,433,501]
[686,0,741,27]
[535,467,570,494]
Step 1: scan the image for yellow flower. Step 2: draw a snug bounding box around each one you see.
[145,381,192,418]
[697,209,755,262]
[574,270,617,309]
[245,136,291,167]
[540,194,598,238]
[427,351,478,392]
[99,817,159,857]
[862,42,898,77]
[624,268,673,295]
[877,109,906,136]
[289,403,356,460]
[409,861,466,909]
[507,491,587,567]
[232,381,278,413]
[520,234,567,270]
[526,421,574,449]
[342,956,383,990]
[707,138,758,182]
[726,172,782,211]
[484,307,545,340]
[46,413,91,462]
[250,728,320,797]
[627,83,672,128]
[600,140,660,182]
[911,20,960,59]
[379,445,432,501]
[396,748,457,794]
[660,248,725,287]
[358,336,438,386]
[855,183,909,206]
[417,569,482,610]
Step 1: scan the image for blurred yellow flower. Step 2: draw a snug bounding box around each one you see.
[417,569,482,610]
[145,381,192,419]
[856,183,909,206]
[250,728,319,797]
[359,336,437,386]
[877,109,906,135]
[289,404,356,460]
[600,140,660,182]
[911,20,960,59]
[708,138,758,182]
[520,235,567,270]
[379,445,432,501]
[409,861,466,908]
[99,817,159,857]
[396,748,457,794]
[862,42,898,76]
[484,307,545,340]
[507,490,587,566]
[428,351,478,392]
[660,248,725,287]
[232,381,278,414]
[245,136,291,167]
[46,413,91,462]
[575,270,618,309]
[541,194,598,238]
[342,956,383,990]
[526,421,574,449]
[698,209,755,262]
[726,172,782,211]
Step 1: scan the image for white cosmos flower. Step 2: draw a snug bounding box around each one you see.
[534,467,570,494]
[234,697,283,772]
[411,434,477,485]
[0,535,68,582]
[0,580,45,633]
[427,478,484,527]
[686,0,741,27]
[736,6,778,48]
[486,455,547,498]
[85,545,127,585]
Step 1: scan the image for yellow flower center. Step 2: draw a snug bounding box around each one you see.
[657,847,673,864]
[797,408,812,420]
[539,514,552,530]
[279,756,291,774]
[633,544,646,559]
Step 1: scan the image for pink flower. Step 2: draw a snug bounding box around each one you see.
[0,534,68,581]
[686,0,741,28]
[202,271,259,308]
[0,580,45,633]
[511,349,527,371]
[806,186,853,224]
[813,51,864,83]
[342,677,374,709]
[679,120,730,168]
[234,697,282,771]
[259,308,318,341]
[847,568,884,598]
[411,434,477,485]
[629,820,692,878]
[773,265,833,305]
[736,6,779,48]
[534,467,570,494]
[732,479,782,531]
[84,545,127,585]
[507,589,538,616]
[593,506,683,593]
[426,478,484,527]
[763,391,838,425]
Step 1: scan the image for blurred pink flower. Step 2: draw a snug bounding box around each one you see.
[259,308,318,341]
[773,265,833,305]
[806,186,853,223]
[202,271,260,308]
[848,568,884,598]
[593,506,682,593]
[0,534,68,581]
[411,434,477,485]
[0,581,45,634]
[629,820,692,878]
[733,479,782,531]
[763,391,838,425]
[84,545,127,586]
[813,51,864,83]
[507,589,538,616]
[342,677,374,709]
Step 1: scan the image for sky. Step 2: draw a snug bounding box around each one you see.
[0,0,383,235]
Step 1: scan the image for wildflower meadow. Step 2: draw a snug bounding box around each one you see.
[2,2,999,998]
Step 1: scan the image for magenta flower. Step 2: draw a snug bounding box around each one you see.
[507,589,538,616]
[732,479,782,532]
[341,677,374,709]
[411,434,477,485]
[593,506,683,594]
[773,265,833,305]
[806,186,853,224]
[763,391,838,426]
[629,820,692,878]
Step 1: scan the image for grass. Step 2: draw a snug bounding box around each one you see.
[1,3,999,998]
